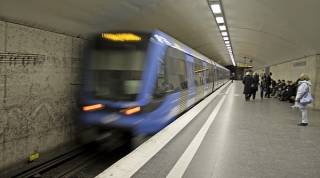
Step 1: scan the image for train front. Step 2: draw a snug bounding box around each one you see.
[78,32,163,143]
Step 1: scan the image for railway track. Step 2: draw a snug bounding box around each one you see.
[10,142,133,178]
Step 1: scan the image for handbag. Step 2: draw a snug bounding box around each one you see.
[300,86,313,105]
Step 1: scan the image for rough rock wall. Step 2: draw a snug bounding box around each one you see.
[0,21,84,171]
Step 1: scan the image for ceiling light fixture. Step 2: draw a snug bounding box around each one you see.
[211,4,222,14]
[216,17,224,24]
[209,0,236,66]
[219,25,226,31]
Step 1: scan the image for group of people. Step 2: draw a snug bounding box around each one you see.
[242,72,260,101]
[272,80,297,102]
[242,71,313,126]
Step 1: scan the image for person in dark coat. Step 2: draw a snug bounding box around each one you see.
[242,72,254,101]
[281,81,295,102]
[271,79,277,96]
[251,73,259,100]
[265,72,272,98]
[260,74,266,99]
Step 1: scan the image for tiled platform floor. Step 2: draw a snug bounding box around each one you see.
[134,82,320,178]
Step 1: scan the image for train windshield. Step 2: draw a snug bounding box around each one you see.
[88,33,150,101]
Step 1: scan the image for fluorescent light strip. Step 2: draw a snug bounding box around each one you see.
[216,17,224,23]
[211,4,222,14]
[231,58,236,66]
[210,2,236,66]
[219,25,226,31]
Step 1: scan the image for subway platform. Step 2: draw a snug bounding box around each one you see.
[96,81,320,178]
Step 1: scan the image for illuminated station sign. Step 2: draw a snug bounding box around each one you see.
[101,33,142,42]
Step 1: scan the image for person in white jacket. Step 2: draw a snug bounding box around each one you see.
[295,74,312,126]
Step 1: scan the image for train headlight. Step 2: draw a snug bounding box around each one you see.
[82,104,105,112]
[120,106,141,115]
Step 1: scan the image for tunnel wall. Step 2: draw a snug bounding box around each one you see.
[0,20,85,171]
[269,55,320,109]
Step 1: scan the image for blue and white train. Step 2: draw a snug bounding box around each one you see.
[78,30,229,142]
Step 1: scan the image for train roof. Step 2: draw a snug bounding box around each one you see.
[152,30,228,70]
[152,30,211,63]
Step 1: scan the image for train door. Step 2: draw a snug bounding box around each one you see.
[203,61,210,96]
[213,63,218,90]
[194,58,205,101]
[185,54,196,108]
[208,63,214,93]
[216,68,220,88]
[164,47,188,114]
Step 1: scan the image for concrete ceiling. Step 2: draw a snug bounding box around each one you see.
[1,0,320,68]
[0,0,230,65]
[224,0,320,68]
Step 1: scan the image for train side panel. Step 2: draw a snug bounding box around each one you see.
[78,30,230,139]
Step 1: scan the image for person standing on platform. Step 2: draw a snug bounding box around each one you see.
[260,74,266,99]
[242,72,254,101]
[294,74,313,126]
[265,72,272,98]
[251,73,259,100]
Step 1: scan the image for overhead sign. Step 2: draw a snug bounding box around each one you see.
[101,33,142,42]
[237,62,252,68]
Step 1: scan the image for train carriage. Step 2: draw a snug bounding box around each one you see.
[78,30,229,143]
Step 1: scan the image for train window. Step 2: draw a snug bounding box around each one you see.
[153,47,187,99]
[154,61,169,99]
[194,58,205,86]
[204,62,210,84]
[89,43,146,101]
[165,47,187,90]
[208,64,214,83]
